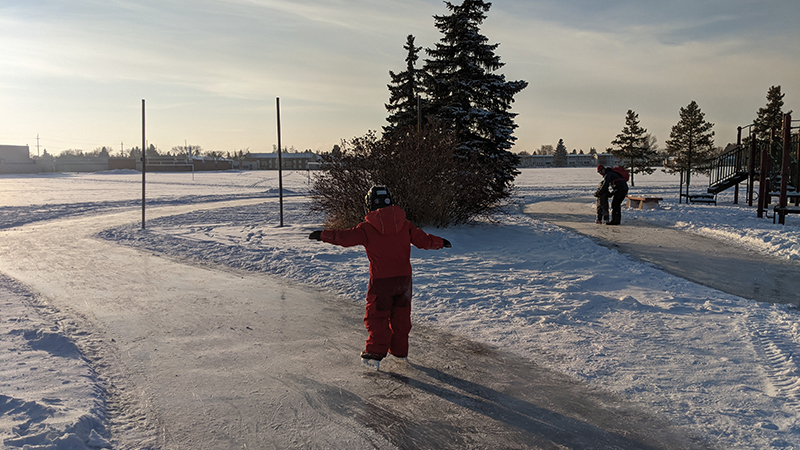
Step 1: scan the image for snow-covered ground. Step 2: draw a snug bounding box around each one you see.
[2,168,800,449]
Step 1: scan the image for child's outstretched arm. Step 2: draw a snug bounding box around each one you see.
[409,224,452,250]
[308,227,367,247]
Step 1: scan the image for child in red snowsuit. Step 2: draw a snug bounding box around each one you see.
[309,186,450,369]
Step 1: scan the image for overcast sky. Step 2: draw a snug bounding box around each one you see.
[1,0,798,157]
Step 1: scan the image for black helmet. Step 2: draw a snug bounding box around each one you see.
[365,185,392,211]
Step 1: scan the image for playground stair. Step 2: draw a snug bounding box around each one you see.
[707,143,750,195]
[708,171,749,194]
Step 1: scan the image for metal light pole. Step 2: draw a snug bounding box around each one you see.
[141,99,146,229]
[276,97,284,227]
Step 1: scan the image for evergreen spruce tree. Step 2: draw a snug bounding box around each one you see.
[665,100,715,191]
[610,110,658,186]
[384,35,426,135]
[554,139,568,167]
[753,85,785,140]
[423,0,528,208]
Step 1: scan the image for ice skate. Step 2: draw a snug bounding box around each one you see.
[360,351,384,371]
[390,354,409,365]
[361,358,380,370]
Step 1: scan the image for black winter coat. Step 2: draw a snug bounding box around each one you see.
[599,169,628,194]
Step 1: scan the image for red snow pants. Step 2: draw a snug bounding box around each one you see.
[364,275,413,358]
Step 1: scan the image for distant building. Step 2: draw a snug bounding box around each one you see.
[566,153,597,167]
[51,156,109,172]
[517,154,555,168]
[245,152,321,170]
[0,145,38,174]
[135,156,233,172]
[596,153,620,167]
[516,153,613,168]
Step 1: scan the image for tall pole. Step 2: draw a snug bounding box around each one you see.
[757,133,770,218]
[142,99,146,229]
[734,126,742,204]
[778,113,792,224]
[748,128,756,206]
[276,97,284,227]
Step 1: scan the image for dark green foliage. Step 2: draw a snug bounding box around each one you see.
[665,101,716,189]
[422,0,527,212]
[385,35,427,135]
[610,110,659,186]
[753,85,785,140]
[554,139,568,167]
[320,0,527,228]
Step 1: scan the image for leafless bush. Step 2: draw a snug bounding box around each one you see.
[308,133,379,229]
[310,123,507,229]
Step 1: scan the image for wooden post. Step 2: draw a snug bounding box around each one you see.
[797,126,800,200]
[276,97,284,227]
[733,127,742,204]
[757,135,770,218]
[141,99,146,229]
[778,113,792,224]
[748,128,756,207]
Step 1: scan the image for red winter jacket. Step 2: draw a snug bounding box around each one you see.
[320,205,445,279]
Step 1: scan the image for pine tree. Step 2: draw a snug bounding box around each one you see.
[554,139,568,167]
[753,85,785,140]
[665,101,715,190]
[384,35,426,135]
[610,110,658,186]
[423,0,528,207]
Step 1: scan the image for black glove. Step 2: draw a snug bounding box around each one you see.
[442,238,452,248]
[309,230,322,241]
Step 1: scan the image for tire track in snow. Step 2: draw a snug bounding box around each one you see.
[748,310,800,411]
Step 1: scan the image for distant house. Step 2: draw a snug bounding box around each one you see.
[245,152,321,170]
[566,153,597,167]
[0,145,38,174]
[596,153,620,167]
[517,154,555,168]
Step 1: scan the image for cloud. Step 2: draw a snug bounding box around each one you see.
[486,3,800,151]
[1,0,798,154]
[503,0,797,44]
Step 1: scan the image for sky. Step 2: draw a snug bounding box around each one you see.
[1,0,799,157]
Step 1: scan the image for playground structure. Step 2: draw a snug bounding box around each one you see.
[701,112,799,224]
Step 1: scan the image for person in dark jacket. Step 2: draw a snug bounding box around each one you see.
[595,165,629,225]
[594,171,610,225]
[309,186,451,370]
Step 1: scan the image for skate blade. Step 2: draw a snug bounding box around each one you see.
[361,358,381,371]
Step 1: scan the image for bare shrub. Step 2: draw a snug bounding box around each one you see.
[308,133,379,229]
[310,123,509,228]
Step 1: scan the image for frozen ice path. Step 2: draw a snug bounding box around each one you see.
[0,201,710,449]
[526,197,800,306]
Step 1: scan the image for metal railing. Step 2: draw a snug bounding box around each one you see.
[708,144,750,192]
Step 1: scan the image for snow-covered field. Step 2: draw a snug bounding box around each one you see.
[2,168,800,449]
